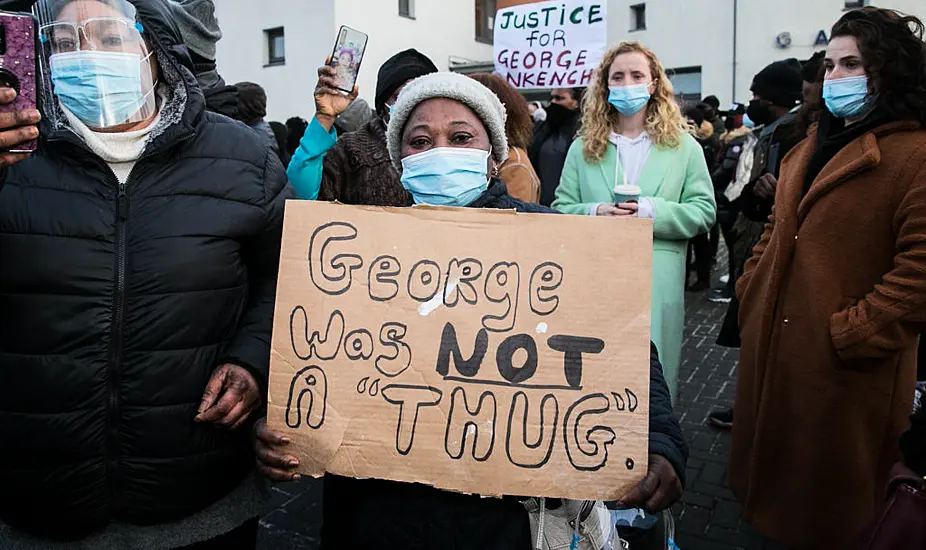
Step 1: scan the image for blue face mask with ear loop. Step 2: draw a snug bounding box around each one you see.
[400,147,492,207]
[608,83,652,116]
[823,75,876,119]
[45,21,157,128]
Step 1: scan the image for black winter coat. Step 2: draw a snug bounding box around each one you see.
[900,404,926,477]
[528,111,581,207]
[0,0,291,538]
[470,178,559,213]
[739,111,804,222]
[320,182,687,550]
[711,132,750,226]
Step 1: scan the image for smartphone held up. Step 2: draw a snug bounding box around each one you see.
[0,9,38,153]
[329,25,368,93]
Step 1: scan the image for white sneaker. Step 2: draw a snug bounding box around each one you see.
[719,274,730,284]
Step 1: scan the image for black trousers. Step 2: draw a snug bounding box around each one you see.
[688,227,715,285]
[177,519,259,550]
[918,335,925,380]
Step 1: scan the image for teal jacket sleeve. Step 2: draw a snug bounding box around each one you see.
[651,135,717,240]
[286,117,338,200]
[552,139,598,215]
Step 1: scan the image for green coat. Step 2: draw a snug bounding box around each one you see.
[552,134,716,400]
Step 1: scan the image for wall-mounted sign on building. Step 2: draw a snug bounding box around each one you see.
[776,29,830,49]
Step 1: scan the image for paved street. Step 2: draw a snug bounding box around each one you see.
[669,293,782,550]
[256,265,776,550]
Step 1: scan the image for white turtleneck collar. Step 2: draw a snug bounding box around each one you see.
[61,102,163,185]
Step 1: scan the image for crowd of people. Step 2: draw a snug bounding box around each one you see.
[0,0,924,549]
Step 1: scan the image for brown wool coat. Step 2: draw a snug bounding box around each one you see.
[498,146,541,203]
[733,121,926,549]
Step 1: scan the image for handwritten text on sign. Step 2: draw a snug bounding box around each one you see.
[268,202,652,500]
[493,0,608,89]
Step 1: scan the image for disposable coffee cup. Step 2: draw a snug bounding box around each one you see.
[613,184,642,204]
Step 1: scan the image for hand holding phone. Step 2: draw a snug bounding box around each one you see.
[314,25,368,131]
[0,85,39,166]
[0,10,39,164]
[314,60,358,131]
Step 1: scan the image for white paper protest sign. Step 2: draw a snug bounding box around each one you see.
[493,0,608,89]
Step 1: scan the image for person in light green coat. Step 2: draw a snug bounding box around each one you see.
[553,42,715,401]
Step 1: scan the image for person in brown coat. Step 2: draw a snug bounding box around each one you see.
[732,8,926,549]
[468,73,541,203]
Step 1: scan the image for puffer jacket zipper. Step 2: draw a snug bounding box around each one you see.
[100,155,176,516]
[106,173,129,511]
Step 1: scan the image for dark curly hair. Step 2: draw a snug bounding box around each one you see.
[830,7,926,125]
[468,73,534,150]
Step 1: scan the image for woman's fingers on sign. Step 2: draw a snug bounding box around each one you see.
[253,419,301,482]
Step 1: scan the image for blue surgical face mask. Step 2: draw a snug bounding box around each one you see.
[50,50,153,128]
[400,147,491,207]
[823,75,875,119]
[608,84,651,116]
[742,113,756,128]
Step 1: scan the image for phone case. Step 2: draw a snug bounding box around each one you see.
[330,27,368,93]
[0,11,37,152]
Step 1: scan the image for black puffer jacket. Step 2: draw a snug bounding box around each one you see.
[0,0,291,538]
[528,108,581,207]
[739,111,804,222]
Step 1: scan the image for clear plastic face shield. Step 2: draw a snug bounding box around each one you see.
[33,0,157,130]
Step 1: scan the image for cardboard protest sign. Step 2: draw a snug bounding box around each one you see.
[268,201,652,501]
[493,0,608,89]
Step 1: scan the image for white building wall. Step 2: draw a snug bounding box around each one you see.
[731,0,926,105]
[606,0,733,104]
[607,0,926,107]
[214,0,335,122]
[214,0,926,120]
[214,0,492,122]
[334,0,494,109]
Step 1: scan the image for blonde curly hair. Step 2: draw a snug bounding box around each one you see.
[581,41,686,162]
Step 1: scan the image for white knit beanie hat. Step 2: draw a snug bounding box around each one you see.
[387,72,509,171]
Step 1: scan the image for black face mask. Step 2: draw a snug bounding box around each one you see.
[545,102,577,128]
[747,99,775,127]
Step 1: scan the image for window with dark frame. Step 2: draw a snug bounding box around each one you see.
[668,66,702,105]
[399,0,414,19]
[630,4,646,31]
[844,0,866,8]
[475,0,496,44]
[265,27,285,66]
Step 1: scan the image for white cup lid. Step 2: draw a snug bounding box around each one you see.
[613,184,642,194]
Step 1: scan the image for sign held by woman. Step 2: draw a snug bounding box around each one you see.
[493,0,608,89]
[268,201,652,501]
